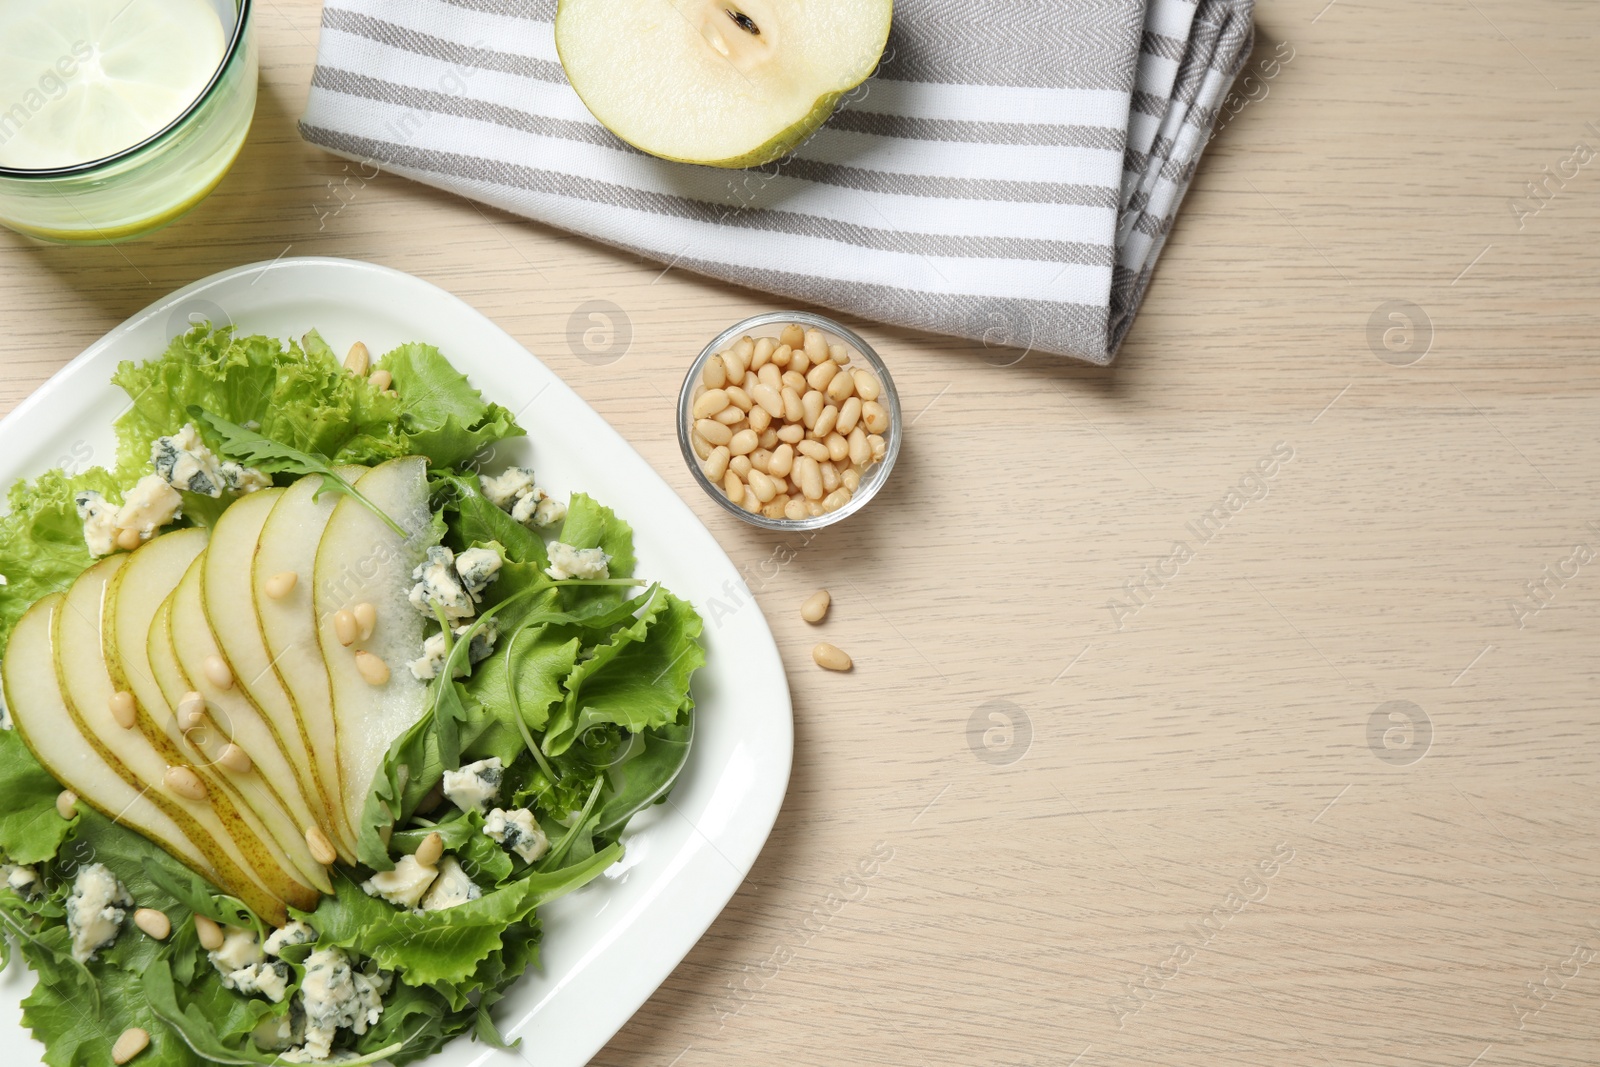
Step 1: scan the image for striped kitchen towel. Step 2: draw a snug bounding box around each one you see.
[301,0,1254,364]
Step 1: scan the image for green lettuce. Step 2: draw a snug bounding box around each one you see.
[0,466,120,655]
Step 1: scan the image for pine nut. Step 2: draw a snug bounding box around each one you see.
[193,914,224,951]
[795,456,824,500]
[758,363,782,392]
[264,571,298,599]
[823,487,853,513]
[177,692,205,731]
[306,825,337,865]
[369,369,394,391]
[109,690,136,729]
[747,469,778,503]
[784,499,809,520]
[813,643,852,671]
[134,908,171,940]
[164,766,207,802]
[713,405,745,426]
[733,336,755,361]
[749,448,773,474]
[813,405,839,439]
[852,370,881,401]
[781,370,807,393]
[721,347,747,382]
[728,429,759,456]
[730,455,752,477]
[703,355,728,389]
[791,348,810,374]
[56,789,77,819]
[801,389,825,428]
[112,1026,150,1065]
[801,589,831,623]
[762,499,788,520]
[772,343,793,368]
[797,439,830,462]
[862,401,890,434]
[333,610,358,647]
[846,427,870,466]
[826,368,856,404]
[803,329,829,362]
[829,343,851,365]
[695,419,732,446]
[758,428,778,450]
[115,527,142,552]
[739,491,761,514]
[748,406,772,433]
[743,370,758,394]
[751,337,775,369]
[776,422,804,444]
[202,656,233,690]
[837,397,863,436]
[355,650,390,686]
[691,432,712,460]
[825,432,850,463]
[344,342,370,375]
[218,744,252,774]
[415,830,444,867]
[780,324,805,349]
[869,433,887,461]
[806,360,839,392]
[693,389,729,419]
[779,387,802,424]
[768,444,795,478]
[354,602,378,641]
[807,501,824,517]
[751,384,784,418]
[820,461,840,493]
[723,471,744,505]
[724,386,753,413]
[704,446,730,482]
[842,467,861,491]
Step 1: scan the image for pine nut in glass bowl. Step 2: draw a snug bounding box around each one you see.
[678,312,901,531]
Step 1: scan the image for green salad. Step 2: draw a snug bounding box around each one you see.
[0,325,704,1065]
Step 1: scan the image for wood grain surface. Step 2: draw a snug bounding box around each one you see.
[3,1,1599,1065]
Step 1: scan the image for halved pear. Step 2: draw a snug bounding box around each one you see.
[3,594,229,900]
[52,557,315,921]
[200,488,338,848]
[555,0,893,167]
[125,548,332,894]
[312,458,433,838]
[252,467,368,858]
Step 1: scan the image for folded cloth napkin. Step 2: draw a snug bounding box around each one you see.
[301,0,1254,364]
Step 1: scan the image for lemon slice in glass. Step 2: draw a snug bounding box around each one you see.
[0,0,226,170]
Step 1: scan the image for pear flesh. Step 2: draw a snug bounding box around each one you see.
[555,0,893,167]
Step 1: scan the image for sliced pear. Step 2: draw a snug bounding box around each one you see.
[54,556,317,922]
[554,0,893,167]
[253,467,368,859]
[200,488,338,846]
[115,540,332,895]
[3,594,228,897]
[312,458,433,838]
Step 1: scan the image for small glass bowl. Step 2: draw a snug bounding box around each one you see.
[677,311,901,532]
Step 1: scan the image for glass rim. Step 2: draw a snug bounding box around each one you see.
[676,310,902,533]
[0,0,254,180]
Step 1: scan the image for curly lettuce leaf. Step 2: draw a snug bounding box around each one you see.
[0,729,74,864]
[0,466,121,656]
[377,343,523,469]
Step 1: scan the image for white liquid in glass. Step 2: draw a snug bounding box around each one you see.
[0,0,226,170]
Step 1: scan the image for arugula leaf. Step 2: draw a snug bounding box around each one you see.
[594,717,694,836]
[432,470,547,568]
[188,408,409,538]
[0,729,74,864]
[376,343,525,469]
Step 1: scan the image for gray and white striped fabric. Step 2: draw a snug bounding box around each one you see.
[301,0,1254,364]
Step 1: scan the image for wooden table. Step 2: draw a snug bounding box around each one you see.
[3,1,1598,1064]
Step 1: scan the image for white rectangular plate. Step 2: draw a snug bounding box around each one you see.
[0,257,793,1067]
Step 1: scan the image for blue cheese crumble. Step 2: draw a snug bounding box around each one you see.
[441,757,502,814]
[2,862,40,899]
[66,863,132,963]
[454,546,501,601]
[407,617,499,681]
[480,467,566,528]
[407,546,475,621]
[116,475,184,540]
[284,947,387,1061]
[265,920,317,957]
[210,926,291,1003]
[74,491,119,557]
[483,807,549,864]
[545,542,610,580]
[418,856,480,911]
[360,854,438,909]
[151,423,270,497]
